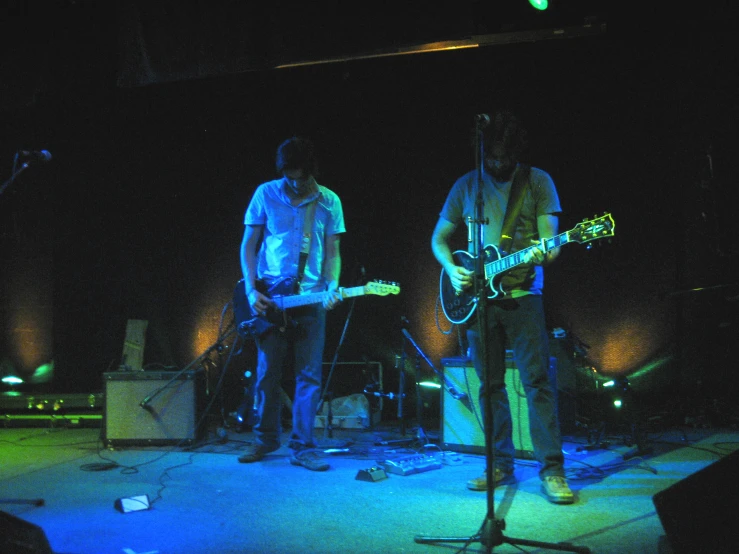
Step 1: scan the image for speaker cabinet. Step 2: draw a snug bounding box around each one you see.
[103,370,206,447]
[441,354,558,458]
[0,511,53,554]
[652,449,739,554]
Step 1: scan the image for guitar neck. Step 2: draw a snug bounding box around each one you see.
[485,231,571,276]
[273,285,366,309]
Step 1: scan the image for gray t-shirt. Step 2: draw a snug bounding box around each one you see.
[439,164,561,295]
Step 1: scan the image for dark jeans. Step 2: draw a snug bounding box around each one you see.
[466,294,565,479]
[253,305,325,454]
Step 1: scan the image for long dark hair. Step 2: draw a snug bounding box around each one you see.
[484,110,529,161]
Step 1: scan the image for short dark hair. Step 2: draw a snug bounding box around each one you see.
[484,110,529,160]
[275,136,318,176]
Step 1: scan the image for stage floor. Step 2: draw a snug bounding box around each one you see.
[1,419,737,554]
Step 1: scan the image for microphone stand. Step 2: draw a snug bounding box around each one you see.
[316,266,363,439]
[0,161,29,196]
[398,336,407,435]
[138,324,236,410]
[415,116,589,554]
[365,346,409,447]
[401,328,469,405]
[413,351,425,443]
[400,326,479,446]
[389,316,410,437]
[372,324,457,448]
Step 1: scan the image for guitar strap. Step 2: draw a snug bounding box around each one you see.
[498,163,531,254]
[296,199,317,293]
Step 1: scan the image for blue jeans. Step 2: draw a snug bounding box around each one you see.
[466,295,565,479]
[253,305,325,454]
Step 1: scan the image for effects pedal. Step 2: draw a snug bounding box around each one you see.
[378,454,442,476]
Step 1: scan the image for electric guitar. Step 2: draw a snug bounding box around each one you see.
[440,213,615,325]
[233,277,400,339]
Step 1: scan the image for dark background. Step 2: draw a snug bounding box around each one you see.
[1,1,737,423]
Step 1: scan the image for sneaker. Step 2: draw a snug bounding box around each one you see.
[541,476,575,504]
[290,451,330,472]
[466,468,515,491]
[237,444,279,463]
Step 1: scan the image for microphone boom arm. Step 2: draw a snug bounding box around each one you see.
[1,163,29,196]
[401,328,467,401]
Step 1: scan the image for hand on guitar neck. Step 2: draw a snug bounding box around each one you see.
[323,282,343,311]
[523,238,559,266]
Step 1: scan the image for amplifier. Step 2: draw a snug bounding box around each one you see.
[103,370,206,447]
[441,353,558,459]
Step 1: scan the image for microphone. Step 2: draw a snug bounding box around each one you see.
[474,114,490,127]
[19,150,52,163]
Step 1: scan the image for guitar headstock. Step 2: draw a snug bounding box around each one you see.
[570,213,615,244]
[364,280,401,296]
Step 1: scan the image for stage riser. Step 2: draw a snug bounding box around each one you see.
[0,393,103,412]
[1,415,101,428]
[1,392,103,427]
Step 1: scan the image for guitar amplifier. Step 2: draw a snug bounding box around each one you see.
[441,353,558,459]
[103,370,206,447]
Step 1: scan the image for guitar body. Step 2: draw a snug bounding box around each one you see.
[233,278,299,340]
[439,212,616,325]
[439,246,506,325]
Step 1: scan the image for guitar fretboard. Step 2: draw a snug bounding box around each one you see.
[273,286,365,309]
[485,232,571,276]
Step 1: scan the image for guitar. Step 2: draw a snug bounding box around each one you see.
[233,277,401,339]
[440,213,615,325]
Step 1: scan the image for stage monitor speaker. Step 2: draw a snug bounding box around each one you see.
[652,449,739,554]
[441,354,558,458]
[103,370,206,447]
[0,511,53,554]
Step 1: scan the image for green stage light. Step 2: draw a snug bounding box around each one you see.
[30,361,54,384]
[529,0,548,10]
[1,375,24,386]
